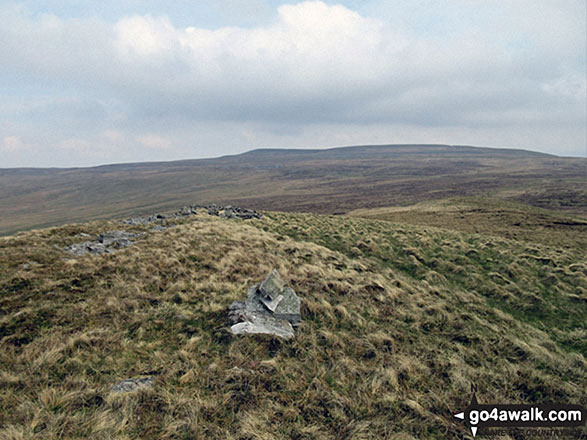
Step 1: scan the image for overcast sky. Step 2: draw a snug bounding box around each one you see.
[1,0,585,167]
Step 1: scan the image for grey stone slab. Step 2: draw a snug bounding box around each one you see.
[230,312,294,339]
[259,269,285,301]
[273,287,301,324]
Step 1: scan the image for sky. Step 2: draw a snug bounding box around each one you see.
[1,0,586,167]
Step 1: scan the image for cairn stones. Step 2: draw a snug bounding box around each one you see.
[229,270,301,339]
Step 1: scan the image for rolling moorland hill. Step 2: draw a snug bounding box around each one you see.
[1,144,586,236]
[1,207,585,439]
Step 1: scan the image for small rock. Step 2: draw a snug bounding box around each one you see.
[111,377,154,393]
[65,241,105,256]
[98,230,140,246]
[65,230,143,256]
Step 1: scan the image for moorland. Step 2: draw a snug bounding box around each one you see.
[0,144,585,438]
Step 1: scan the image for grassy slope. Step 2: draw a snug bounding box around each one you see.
[1,145,585,236]
[348,196,587,248]
[1,211,585,439]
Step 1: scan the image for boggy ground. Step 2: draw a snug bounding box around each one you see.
[0,211,585,439]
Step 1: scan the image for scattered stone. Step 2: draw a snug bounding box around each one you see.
[151,225,167,232]
[122,214,167,225]
[65,241,107,256]
[219,206,263,220]
[179,205,197,216]
[229,269,301,339]
[111,377,155,393]
[98,230,141,247]
[121,203,262,225]
[65,230,143,256]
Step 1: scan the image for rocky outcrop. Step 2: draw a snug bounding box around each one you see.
[229,270,301,339]
[64,230,143,256]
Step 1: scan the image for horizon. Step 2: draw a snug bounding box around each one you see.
[1,1,586,167]
[0,143,576,171]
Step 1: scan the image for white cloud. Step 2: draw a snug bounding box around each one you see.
[542,73,587,102]
[137,134,173,150]
[58,138,92,152]
[2,136,28,152]
[115,15,177,57]
[101,130,125,143]
[0,1,585,166]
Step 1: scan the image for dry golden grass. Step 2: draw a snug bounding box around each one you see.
[348,196,587,248]
[0,211,585,438]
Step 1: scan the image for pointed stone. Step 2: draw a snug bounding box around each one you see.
[273,287,301,324]
[259,269,285,300]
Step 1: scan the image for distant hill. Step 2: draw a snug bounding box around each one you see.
[1,144,585,235]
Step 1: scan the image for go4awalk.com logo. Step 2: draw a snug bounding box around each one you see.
[454,387,586,438]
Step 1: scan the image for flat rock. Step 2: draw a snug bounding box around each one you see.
[230,312,294,339]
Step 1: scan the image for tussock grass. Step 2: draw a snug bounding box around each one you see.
[0,212,585,438]
[263,211,587,355]
[348,196,587,248]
